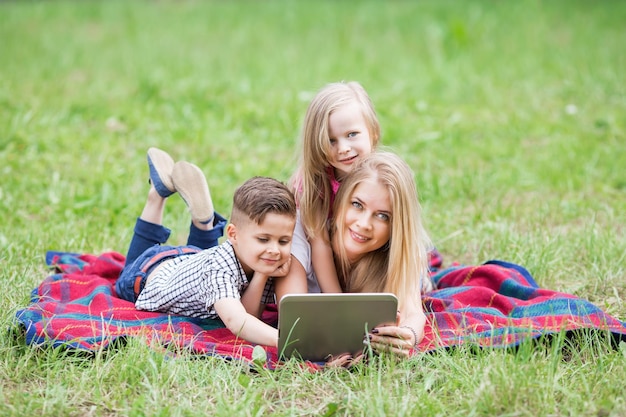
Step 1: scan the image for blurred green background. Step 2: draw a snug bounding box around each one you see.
[0,2,625,414]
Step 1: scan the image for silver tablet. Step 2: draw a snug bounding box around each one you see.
[278,293,398,362]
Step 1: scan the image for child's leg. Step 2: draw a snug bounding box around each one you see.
[117,148,176,302]
[187,212,227,249]
[125,148,176,266]
[125,186,172,266]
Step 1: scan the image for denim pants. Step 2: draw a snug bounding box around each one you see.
[115,212,227,302]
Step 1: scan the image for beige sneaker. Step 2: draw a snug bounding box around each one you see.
[171,161,215,224]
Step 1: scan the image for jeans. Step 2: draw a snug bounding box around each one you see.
[115,212,227,302]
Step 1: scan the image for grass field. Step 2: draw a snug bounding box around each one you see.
[1,1,625,416]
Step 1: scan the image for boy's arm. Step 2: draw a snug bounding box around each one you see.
[310,232,342,293]
[240,271,271,318]
[214,298,278,347]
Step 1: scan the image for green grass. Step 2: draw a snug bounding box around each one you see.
[1,0,625,415]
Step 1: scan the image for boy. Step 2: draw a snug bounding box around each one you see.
[115,148,297,347]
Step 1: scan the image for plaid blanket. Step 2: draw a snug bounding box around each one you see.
[13,251,626,369]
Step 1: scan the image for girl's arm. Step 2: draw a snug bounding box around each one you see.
[214,298,278,347]
[310,230,342,293]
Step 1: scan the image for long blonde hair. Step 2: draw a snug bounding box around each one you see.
[290,81,381,240]
[330,151,432,312]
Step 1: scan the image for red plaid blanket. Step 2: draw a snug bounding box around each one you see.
[14,251,626,369]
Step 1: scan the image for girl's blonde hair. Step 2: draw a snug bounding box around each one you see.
[290,81,381,240]
[330,151,433,312]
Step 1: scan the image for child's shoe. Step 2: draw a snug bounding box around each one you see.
[147,147,176,197]
[171,161,215,224]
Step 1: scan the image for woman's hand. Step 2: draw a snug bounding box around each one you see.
[367,325,415,358]
[366,308,425,358]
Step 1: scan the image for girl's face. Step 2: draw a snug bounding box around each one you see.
[327,102,373,181]
[340,178,391,263]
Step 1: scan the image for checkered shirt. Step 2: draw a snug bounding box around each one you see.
[135,240,275,319]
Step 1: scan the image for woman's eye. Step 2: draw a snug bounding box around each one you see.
[377,213,390,221]
[351,201,363,209]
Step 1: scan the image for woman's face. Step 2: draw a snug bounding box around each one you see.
[340,178,392,263]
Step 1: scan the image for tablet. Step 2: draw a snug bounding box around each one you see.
[277,293,398,362]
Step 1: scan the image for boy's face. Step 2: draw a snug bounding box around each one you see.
[227,213,296,277]
[327,102,373,181]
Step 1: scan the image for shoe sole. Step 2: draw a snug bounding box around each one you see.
[171,161,214,223]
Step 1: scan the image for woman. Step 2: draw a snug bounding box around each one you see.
[289,150,433,357]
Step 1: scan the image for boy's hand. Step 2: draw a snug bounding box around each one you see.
[270,256,292,277]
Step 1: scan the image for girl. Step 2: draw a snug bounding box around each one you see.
[290,151,434,357]
[290,81,381,293]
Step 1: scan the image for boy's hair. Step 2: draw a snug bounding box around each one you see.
[291,81,381,239]
[230,176,297,226]
[330,151,433,313]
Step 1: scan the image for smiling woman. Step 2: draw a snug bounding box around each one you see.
[288,150,433,357]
